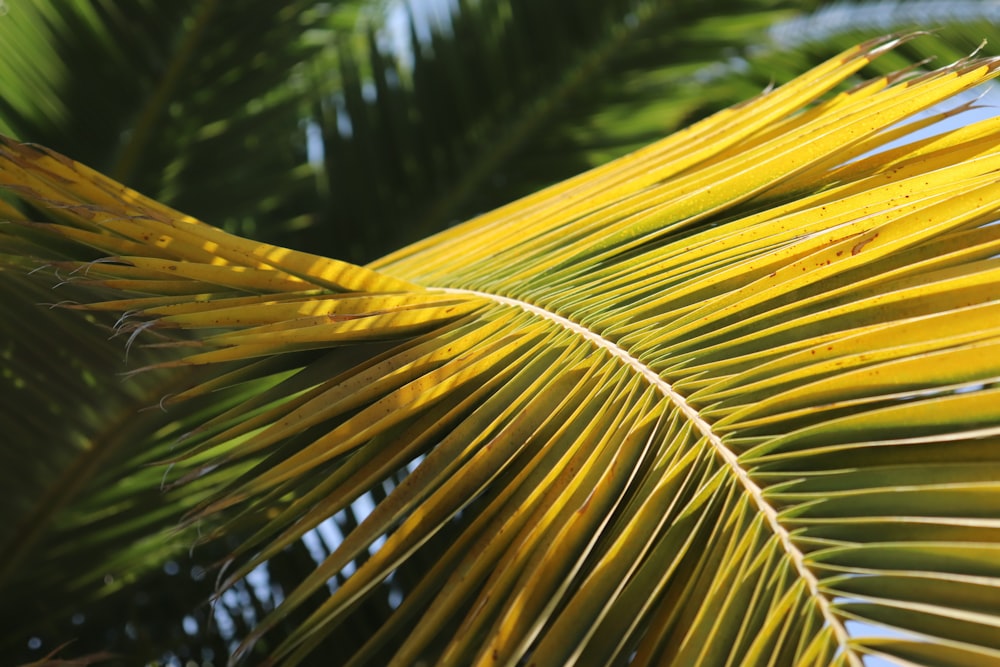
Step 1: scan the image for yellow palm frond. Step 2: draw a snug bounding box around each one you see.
[4,35,1000,666]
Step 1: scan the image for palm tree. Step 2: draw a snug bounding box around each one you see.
[3,2,1000,665]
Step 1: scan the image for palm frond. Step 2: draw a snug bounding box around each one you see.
[4,35,1000,665]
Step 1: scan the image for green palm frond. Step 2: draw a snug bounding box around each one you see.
[4,35,1000,665]
[0,0,385,245]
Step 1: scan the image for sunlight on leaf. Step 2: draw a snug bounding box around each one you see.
[3,34,1000,666]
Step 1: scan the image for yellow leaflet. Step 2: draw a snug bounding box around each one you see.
[780,104,1000,196]
[201,298,484,347]
[697,301,1000,405]
[745,387,1000,459]
[84,221,234,266]
[271,246,417,294]
[770,463,1000,498]
[721,337,1000,429]
[835,592,1000,645]
[766,68,996,189]
[85,209,417,293]
[63,294,220,312]
[657,175,1000,341]
[797,135,1000,222]
[588,467,734,666]
[664,229,1000,372]
[731,427,1000,469]
[856,637,1000,665]
[82,278,217,295]
[534,438,708,665]
[158,292,478,329]
[739,581,811,667]
[783,488,1000,518]
[685,68,896,177]
[0,150,102,232]
[673,515,774,667]
[827,571,1000,613]
[393,376,659,667]
[145,302,483,366]
[15,221,178,260]
[653,237,1000,362]
[162,355,306,412]
[130,290,325,318]
[118,256,308,293]
[0,142,248,265]
[51,260,199,281]
[0,137,420,292]
[610,60,999,247]
[795,626,842,667]
[53,258,275,290]
[0,137,200,225]
[0,141,315,292]
[64,290,321,315]
[460,364,634,652]
[808,542,1000,573]
[0,150,231,274]
[220,311,524,457]
[730,81,888,157]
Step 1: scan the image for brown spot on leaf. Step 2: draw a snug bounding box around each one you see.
[851,234,876,256]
